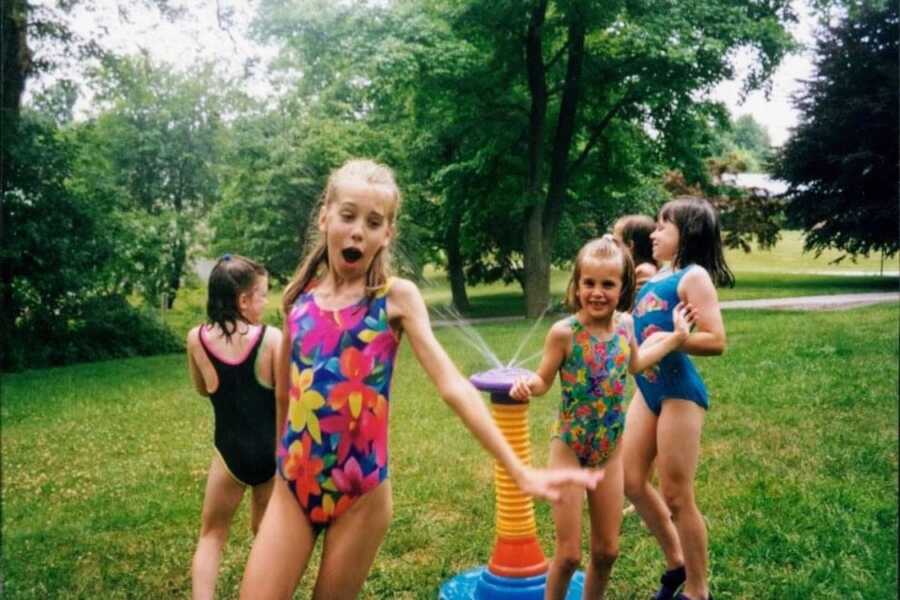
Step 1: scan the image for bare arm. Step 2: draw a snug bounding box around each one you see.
[627,306,694,374]
[274,315,292,448]
[509,321,569,401]
[390,279,601,500]
[186,327,212,396]
[634,263,658,297]
[677,267,727,356]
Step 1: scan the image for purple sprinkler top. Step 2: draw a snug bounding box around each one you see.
[469,367,535,403]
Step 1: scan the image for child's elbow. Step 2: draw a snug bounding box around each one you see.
[710,335,727,355]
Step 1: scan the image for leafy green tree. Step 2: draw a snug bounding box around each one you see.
[2,111,178,369]
[372,0,794,315]
[774,0,898,259]
[708,113,774,173]
[240,1,426,283]
[212,108,373,281]
[246,0,793,315]
[87,56,228,306]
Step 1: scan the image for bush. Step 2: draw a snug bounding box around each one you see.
[6,295,182,371]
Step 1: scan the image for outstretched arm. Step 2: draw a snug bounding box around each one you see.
[390,280,602,501]
[627,304,695,374]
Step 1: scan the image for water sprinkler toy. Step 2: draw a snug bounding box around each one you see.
[439,367,584,600]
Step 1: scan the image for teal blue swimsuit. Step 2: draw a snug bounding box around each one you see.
[633,266,709,415]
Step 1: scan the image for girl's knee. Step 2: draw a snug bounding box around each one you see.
[660,484,693,518]
[624,475,649,501]
[198,522,230,545]
[554,550,582,576]
[589,543,619,570]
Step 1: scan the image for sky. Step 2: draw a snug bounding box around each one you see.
[710,0,818,146]
[40,0,819,147]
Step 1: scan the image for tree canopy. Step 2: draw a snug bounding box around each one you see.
[3,0,806,366]
[774,0,898,259]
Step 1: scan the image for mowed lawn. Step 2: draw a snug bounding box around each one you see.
[2,303,897,599]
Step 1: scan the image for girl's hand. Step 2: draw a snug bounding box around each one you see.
[673,302,696,341]
[515,466,604,502]
[509,376,533,402]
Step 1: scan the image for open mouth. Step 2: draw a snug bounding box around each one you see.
[341,247,363,263]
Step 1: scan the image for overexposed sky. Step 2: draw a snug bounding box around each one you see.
[37,0,818,146]
[710,0,818,146]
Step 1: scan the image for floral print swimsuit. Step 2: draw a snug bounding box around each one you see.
[555,314,631,467]
[278,281,399,531]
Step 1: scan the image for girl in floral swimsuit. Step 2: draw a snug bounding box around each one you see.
[239,159,604,600]
[510,235,694,600]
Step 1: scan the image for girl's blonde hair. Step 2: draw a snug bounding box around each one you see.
[565,235,635,313]
[282,159,402,313]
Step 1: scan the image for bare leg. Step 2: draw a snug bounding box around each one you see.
[582,447,624,599]
[657,399,707,600]
[192,455,246,600]
[311,481,393,600]
[621,392,684,570]
[544,439,584,600]
[249,477,275,535]
[239,478,318,600]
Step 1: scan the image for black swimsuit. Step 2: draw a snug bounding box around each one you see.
[198,325,276,486]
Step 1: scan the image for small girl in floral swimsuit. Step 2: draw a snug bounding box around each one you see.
[511,235,694,600]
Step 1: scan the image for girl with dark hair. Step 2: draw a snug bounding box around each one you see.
[620,196,733,600]
[186,254,282,600]
[613,214,660,298]
[509,235,694,600]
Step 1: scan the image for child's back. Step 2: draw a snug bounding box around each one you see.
[186,255,281,600]
[193,323,276,486]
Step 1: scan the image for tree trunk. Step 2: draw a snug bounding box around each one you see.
[445,199,470,313]
[1,0,28,194]
[543,17,585,253]
[522,8,585,318]
[167,232,186,310]
[523,205,550,316]
[522,0,549,318]
[1,0,29,368]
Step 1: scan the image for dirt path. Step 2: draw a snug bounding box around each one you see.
[720,291,899,311]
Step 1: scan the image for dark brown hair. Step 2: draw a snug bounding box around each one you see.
[659,196,735,288]
[281,159,401,314]
[613,214,659,269]
[565,235,636,312]
[206,254,267,342]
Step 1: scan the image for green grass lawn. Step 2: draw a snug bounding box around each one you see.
[726,230,898,274]
[3,303,897,599]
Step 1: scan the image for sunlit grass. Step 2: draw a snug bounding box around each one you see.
[726,230,898,274]
[3,304,897,598]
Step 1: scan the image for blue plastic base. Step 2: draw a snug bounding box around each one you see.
[439,566,584,600]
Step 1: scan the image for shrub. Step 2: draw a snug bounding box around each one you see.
[6,295,181,371]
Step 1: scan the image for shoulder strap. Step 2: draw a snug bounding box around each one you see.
[567,315,582,333]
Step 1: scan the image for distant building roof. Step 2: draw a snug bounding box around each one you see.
[721,172,789,196]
